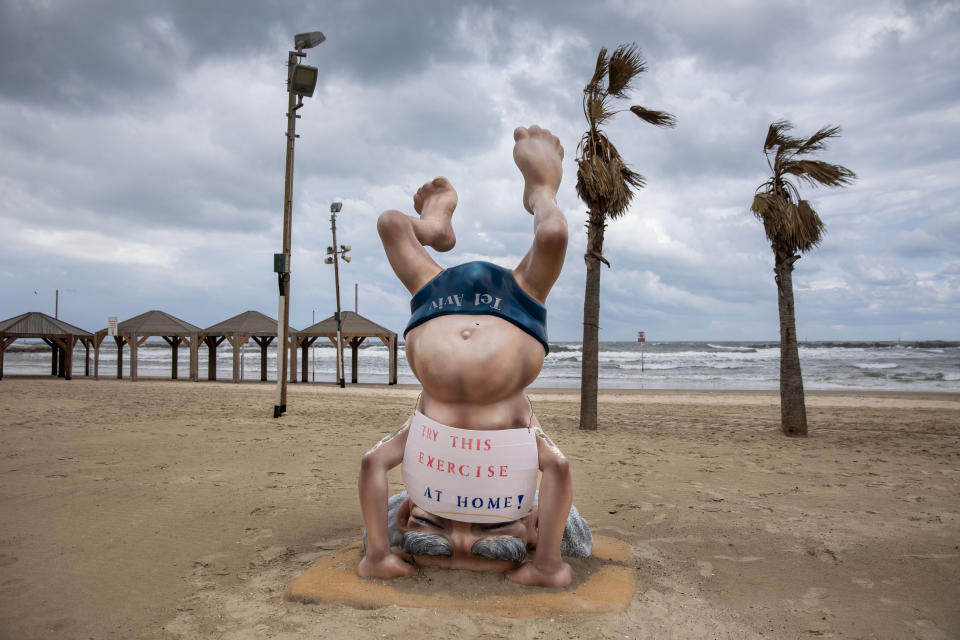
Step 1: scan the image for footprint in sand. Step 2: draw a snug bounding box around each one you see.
[714,555,764,563]
[239,528,274,544]
[697,560,714,577]
[648,513,667,526]
[0,577,26,596]
[801,586,827,607]
[904,619,949,640]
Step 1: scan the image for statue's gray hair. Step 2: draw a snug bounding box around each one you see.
[471,536,527,563]
[401,531,453,557]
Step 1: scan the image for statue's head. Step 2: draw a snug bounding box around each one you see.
[397,497,538,571]
[364,491,592,572]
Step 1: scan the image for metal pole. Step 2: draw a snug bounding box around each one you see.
[55,289,59,319]
[331,213,345,388]
[274,49,303,418]
[355,283,358,313]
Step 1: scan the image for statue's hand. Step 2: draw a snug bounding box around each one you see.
[505,560,573,587]
[357,548,417,579]
[513,125,564,215]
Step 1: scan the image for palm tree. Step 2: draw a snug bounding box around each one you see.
[576,44,675,430]
[751,120,855,436]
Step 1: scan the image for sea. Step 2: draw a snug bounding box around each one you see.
[4,340,958,392]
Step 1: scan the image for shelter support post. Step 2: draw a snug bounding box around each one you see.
[231,333,241,383]
[0,335,16,380]
[389,333,398,385]
[129,334,139,381]
[254,336,272,381]
[64,336,74,380]
[49,339,58,376]
[301,341,308,383]
[162,336,182,380]
[114,335,125,379]
[83,339,90,376]
[289,336,298,383]
[93,331,107,381]
[350,336,365,384]
[204,335,225,381]
[190,334,199,382]
[300,336,317,383]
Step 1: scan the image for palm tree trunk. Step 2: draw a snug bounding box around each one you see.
[579,213,605,430]
[774,252,808,436]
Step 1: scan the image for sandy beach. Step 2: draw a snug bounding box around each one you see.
[1,378,958,639]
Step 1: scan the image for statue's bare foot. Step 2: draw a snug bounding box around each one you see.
[412,176,457,251]
[513,125,564,215]
[505,559,572,587]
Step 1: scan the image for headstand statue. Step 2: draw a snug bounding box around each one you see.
[358,125,588,587]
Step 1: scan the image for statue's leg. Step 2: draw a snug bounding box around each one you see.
[377,176,458,294]
[510,126,568,303]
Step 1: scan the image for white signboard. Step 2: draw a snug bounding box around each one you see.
[107,317,118,337]
[402,411,539,523]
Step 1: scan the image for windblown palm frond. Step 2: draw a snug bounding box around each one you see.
[586,48,609,94]
[797,125,841,154]
[754,119,856,255]
[782,159,856,188]
[764,120,796,152]
[576,131,644,218]
[629,105,677,127]
[607,43,647,98]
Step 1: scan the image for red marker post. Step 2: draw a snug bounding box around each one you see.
[637,331,646,373]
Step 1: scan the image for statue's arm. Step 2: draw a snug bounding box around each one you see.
[506,425,573,586]
[357,423,416,578]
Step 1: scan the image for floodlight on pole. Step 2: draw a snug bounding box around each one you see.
[290,64,318,97]
[295,31,326,50]
[274,30,326,419]
[327,201,350,388]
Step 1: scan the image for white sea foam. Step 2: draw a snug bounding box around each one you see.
[5,340,958,391]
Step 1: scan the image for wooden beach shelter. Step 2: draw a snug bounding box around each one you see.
[201,310,285,383]
[296,311,398,385]
[0,312,94,380]
[93,310,201,381]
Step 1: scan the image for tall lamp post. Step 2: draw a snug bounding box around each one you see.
[325,202,351,388]
[274,30,325,419]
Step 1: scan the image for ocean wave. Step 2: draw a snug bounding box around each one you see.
[707,344,756,352]
[853,362,898,370]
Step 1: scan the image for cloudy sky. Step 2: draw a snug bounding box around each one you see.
[1,0,958,342]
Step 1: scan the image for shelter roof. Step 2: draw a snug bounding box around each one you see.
[0,311,94,338]
[300,311,395,337]
[111,310,201,335]
[203,310,287,336]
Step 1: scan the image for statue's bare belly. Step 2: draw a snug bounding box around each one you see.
[405,314,545,429]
